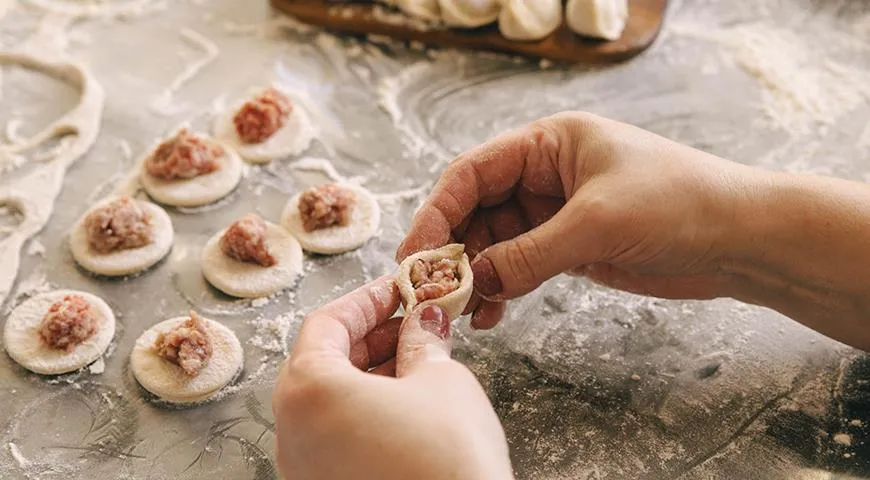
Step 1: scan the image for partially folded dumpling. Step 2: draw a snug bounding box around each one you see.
[396,244,473,320]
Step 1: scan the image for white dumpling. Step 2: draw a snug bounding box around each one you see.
[498,0,562,41]
[395,0,441,22]
[566,0,629,41]
[439,0,500,28]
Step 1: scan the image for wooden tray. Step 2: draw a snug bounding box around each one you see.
[270,0,668,64]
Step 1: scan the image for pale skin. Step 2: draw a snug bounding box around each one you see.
[274,112,870,479]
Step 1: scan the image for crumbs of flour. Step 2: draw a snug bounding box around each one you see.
[248,311,300,355]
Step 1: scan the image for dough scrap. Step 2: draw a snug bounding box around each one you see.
[213,86,314,164]
[280,183,381,255]
[4,290,116,375]
[396,244,473,321]
[70,197,174,277]
[439,0,500,28]
[202,221,303,298]
[566,0,629,41]
[498,0,562,41]
[130,315,243,404]
[139,133,243,208]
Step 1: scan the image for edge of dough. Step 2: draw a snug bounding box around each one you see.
[396,243,473,321]
[3,290,116,375]
[565,0,629,41]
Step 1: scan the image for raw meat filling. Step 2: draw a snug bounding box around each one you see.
[219,214,277,267]
[298,184,355,232]
[410,258,461,302]
[84,196,153,254]
[39,295,99,351]
[233,87,293,144]
[145,128,223,180]
[153,312,213,376]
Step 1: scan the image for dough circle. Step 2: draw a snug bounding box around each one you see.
[139,143,243,208]
[201,221,304,298]
[70,197,174,277]
[566,0,629,41]
[396,244,473,321]
[280,183,381,255]
[4,290,116,375]
[130,316,244,404]
[439,0,500,27]
[498,0,563,41]
[213,87,314,164]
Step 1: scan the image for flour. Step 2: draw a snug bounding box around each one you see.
[8,442,27,468]
[247,311,299,355]
[671,22,870,135]
[149,28,219,117]
[23,0,168,19]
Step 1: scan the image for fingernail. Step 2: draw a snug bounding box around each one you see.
[418,305,449,340]
[471,254,503,300]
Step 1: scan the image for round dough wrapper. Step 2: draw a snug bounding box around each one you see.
[213,88,314,164]
[130,316,243,404]
[396,244,473,321]
[70,198,174,277]
[4,290,116,375]
[498,0,562,41]
[140,144,243,208]
[280,183,381,255]
[566,0,629,41]
[201,222,304,298]
[440,0,500,28]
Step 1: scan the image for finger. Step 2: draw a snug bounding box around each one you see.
[516,186,564,228]
[397,124,564,261]
[470,199,606,301]
[470,300,505,330]
[396,305,453,378]
[349,317,403,370]
[485,200,531,243]
[368,357,397,377]
[291,276,400,367]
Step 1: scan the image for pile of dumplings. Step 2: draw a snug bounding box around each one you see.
[384,0,629,41]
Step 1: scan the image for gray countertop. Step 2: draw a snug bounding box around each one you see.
[1,0,869,478]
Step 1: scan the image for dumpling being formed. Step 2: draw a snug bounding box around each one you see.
[439,0,500,28]
[396,244,473,321]
[566,0,629,41]
[498,0,562,41]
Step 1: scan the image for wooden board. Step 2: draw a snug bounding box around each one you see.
[270,0,668,64]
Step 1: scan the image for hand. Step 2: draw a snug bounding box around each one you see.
[397,112,761,328]
[272,276,513,480]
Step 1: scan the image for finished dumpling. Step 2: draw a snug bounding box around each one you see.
[396,244,473,321]
[439,0,500,28]
[395,0,441,22]
[498,0,562,41]
[566,0,629,41]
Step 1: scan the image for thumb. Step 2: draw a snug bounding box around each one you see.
[395,305,453,378]
[470,204,602,301]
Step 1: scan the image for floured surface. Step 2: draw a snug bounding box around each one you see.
[1,0,870,479]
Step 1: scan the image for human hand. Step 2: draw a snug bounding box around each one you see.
[397,112,763,328]
[272,276,513,480]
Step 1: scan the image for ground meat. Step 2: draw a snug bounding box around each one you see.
[219,214,277,267]
[410,258,461,302]
[152,312,213,376]
[297,184,355,232]
[233,87,293,144]
[39,295,99,351]
[144,128,223,180]
[84,196,153,254]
